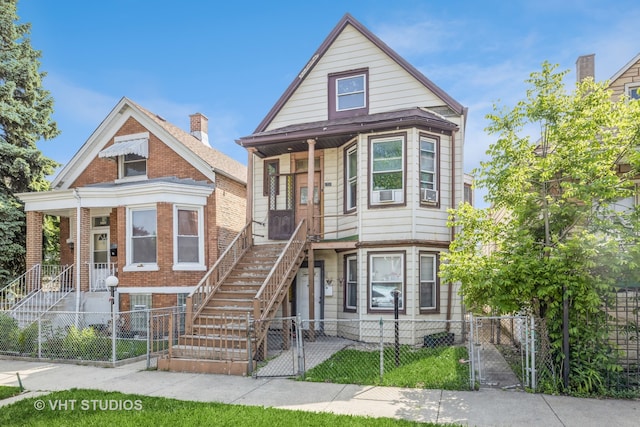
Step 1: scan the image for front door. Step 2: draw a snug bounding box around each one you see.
[268,173,295,240]
[91,230,110,291]
[296,171,321,237]
[296,264,323,330]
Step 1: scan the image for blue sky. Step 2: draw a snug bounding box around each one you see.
[18,0,640,205]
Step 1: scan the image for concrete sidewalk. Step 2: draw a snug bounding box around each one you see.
[1,359,638,426]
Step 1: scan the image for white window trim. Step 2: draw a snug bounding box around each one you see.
[123,205,159,272]
[336,74,367,112]
[624,82,640,100]
[173,205,206,271]
[116,155,148,183]
[370,136,405,205]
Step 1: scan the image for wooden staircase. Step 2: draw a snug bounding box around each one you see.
[159,220,308,375]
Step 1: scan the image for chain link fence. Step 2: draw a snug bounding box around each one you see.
[0,307,183,368]
[252,317,472,389]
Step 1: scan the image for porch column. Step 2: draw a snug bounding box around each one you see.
[79,207,91,292]
[306,139,316,339]
[306,139,316,236]
[25,211,43,292]
[246,148,256,226]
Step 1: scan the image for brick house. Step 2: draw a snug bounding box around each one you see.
[15,97,246,315]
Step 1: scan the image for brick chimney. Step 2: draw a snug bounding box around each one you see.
[576,54,595,82]
[189,113,210,147]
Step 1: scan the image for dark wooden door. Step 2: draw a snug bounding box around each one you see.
[268,174,295,240]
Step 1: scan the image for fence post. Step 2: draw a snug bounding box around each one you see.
[112,309,117,365]
[37,317,42,359]
[296,313,304,376]
[469,313,475,389]
[246,313,253,377]
[530,316,536,390]
[146,309,151,369]
[379,317,384,381]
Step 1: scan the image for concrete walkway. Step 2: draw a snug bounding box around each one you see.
[1,359,639,426]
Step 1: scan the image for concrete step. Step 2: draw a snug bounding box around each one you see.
[177,334,249,350]
[157,356,252,375]
[170,343,249,360]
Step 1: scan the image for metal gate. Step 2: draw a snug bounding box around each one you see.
[468,314,536,390]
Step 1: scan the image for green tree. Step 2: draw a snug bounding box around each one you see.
[0,0,59,281]
[442,62,640,395]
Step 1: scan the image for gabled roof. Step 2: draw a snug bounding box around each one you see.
[52,97,246,189]
[609,52,640,83]
[253,13,464,133]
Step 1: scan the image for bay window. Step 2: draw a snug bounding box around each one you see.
[370,136,405,205]
[174,206,204,268]
[419,135,438,205]
[345,255,357,311]
[419,252,439,312]
[128,207,157,266]
[369,252,404,312]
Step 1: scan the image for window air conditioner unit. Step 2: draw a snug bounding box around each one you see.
[379,189,395,202]
[422,188,438,203]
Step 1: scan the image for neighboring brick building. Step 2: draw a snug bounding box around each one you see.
[17,97,246,313]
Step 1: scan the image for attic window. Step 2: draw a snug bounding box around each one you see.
[99,132,149,181]
[328,69,369,119]
[627,83,640,100]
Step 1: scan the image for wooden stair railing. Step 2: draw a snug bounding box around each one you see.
[186,222,252,332]
[252,219,308,356]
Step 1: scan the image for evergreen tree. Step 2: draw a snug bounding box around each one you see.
[0,0,59,281]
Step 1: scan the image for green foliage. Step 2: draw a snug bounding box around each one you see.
[303,345,470,390]
[441,62,640,396]
[0,312,19,351]
[0,1,60,281]
[1,389,447,427]
[0,385,21,400]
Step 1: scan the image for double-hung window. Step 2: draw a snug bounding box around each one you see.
[174,206,204,269]
[345,145,357,211]
[345,255,357,311]
[369,252,404,312]
[419,253,439,312]
[127,207,157,269]
[328,69,369,119]
[370,136,405,205]
[122,153,147,178]
[419,136,438,205]
[627,84,640,100]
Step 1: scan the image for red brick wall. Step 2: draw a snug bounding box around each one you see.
[215,175,247,252]
[26,211,43,271]
[71,117,210,188]
[61,116,248,297]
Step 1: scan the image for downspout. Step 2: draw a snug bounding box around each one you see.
[446,130,456,325]
[73,189,82,325]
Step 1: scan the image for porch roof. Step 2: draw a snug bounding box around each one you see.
[98,137,148,158]
[236,107,458,158]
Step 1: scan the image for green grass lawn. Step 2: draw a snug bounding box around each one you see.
[0,385,22,400]
[0,389,460,427]
[303,345,471,390]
